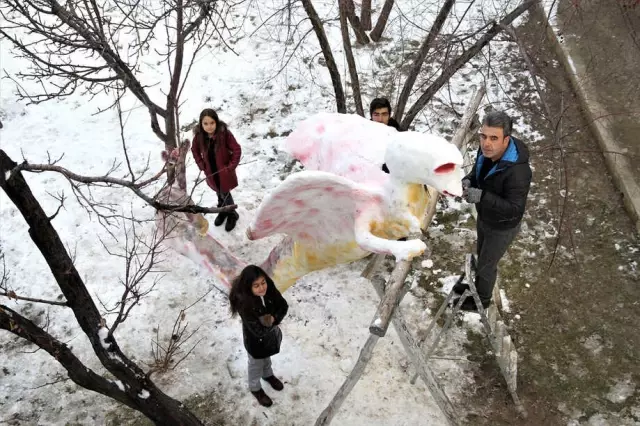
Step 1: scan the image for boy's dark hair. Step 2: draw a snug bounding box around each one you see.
[229,265,277,317]
[369,98,392,116]
[197,108,228,137]
[482,111,513,136]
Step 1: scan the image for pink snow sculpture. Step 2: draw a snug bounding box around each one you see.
[156,113,464,294]
[247,112,464,291]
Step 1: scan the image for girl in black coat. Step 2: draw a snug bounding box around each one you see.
[229,265,289,407]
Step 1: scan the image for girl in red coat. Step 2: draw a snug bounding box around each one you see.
[191,109,242,231]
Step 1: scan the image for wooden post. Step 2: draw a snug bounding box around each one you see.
[368,255,414,336]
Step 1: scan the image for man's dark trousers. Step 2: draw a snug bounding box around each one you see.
[475,218,520,302]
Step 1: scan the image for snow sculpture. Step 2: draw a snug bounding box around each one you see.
[156,113,463,293]
[246,113,464,291]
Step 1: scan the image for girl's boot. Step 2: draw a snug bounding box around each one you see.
[251,389,273,407]
[225,211,239,232]
[214,212,227,227]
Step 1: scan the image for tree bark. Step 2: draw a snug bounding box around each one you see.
[394,0,456,125]
[301,0,346,113]
[0,150,203,426]
[339,0,365,116]
[400,0,536,129]
[360,0,372,30]
[344,0,370,44]
[370,0,394,42]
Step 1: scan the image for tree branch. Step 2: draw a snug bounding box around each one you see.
[301,0,346,113]
[394,0,455,124]
[12,161,234,215]
[339,0,364,115]
[400,0,536,129]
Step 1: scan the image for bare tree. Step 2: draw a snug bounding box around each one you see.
[370,0,395,42]
[397,0,536,130]
[295,0,535,122]
[0,149,205,425]
[0,0,223,184]
[301,0,347,113]
[339,0,365,116]
[343,0,370,45]
[361,0,373,30]
[393,0,456,122]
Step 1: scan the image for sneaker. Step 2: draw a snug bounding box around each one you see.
[453,296,491,312]
[251,389,273,407]
[225,212,239,232]
[214,212,227,227]
[263,375,284,391]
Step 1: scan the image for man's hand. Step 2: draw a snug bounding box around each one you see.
[259,314,275,327]
[462,178,471,190]
[463,187,483,204]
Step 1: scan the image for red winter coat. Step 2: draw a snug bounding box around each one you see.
[191,128,242,193]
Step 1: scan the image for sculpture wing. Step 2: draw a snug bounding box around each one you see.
[247,170,382,246]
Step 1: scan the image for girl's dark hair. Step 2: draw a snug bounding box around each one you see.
[197,108,228,138]
[229,265,276,317]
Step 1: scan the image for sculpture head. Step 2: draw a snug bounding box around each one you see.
[384,132,464,196]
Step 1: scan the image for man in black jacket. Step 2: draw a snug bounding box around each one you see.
[454,111,532,311]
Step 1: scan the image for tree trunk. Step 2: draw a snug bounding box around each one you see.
[400,0,536,129]
[339,0,365,116]
[361,0,372,30]
[301,0,346,113]
[0,150,204,426]
[370,0,394,42]
[344,0,370,44]
[394,0,456,125]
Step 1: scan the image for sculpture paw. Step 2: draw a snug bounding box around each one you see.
[393,239,427,260]
[195,214,209,236]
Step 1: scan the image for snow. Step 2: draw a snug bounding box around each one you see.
[605,377,635,404]
[113,380,125,392]
[98,327,111,350]
[138,390,150,399]
[422,259,434,269]
[499,289,511,313]
[0,0,544,424]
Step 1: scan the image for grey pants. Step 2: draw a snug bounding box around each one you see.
[247,354,274,392]
[475,218,520,301]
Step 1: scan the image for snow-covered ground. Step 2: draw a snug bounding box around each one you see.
[1,1,534,424]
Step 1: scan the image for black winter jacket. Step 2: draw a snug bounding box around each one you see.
[465,137,532,230]
[239,286,289,359]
